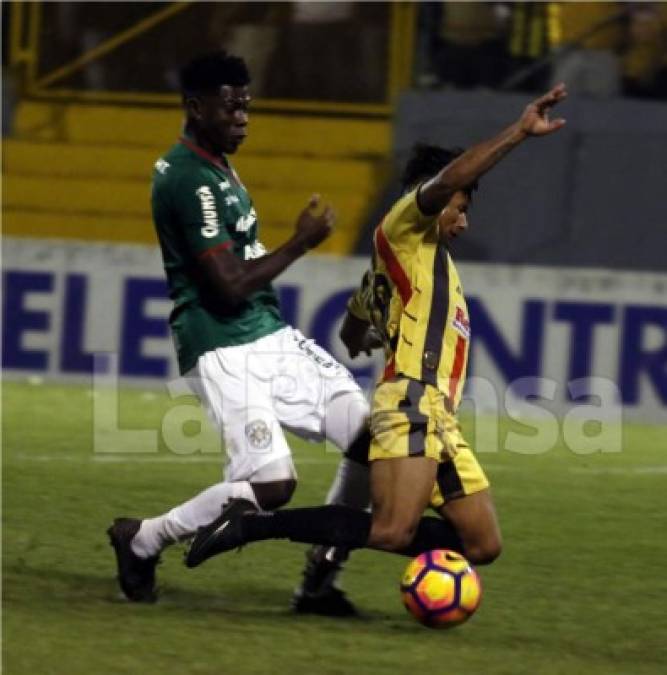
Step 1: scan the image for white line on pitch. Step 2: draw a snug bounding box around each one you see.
[11,453,338,465]
[568,465,667,475]
[9,454,667,475]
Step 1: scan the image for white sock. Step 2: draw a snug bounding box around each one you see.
[131,481,257,558]
[326,457,370,510]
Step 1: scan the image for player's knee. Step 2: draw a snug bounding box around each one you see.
[371,522,417,552]
[251,479,297,510]
[465,535,502,566]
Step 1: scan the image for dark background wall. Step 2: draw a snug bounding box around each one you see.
[359,90,667,272]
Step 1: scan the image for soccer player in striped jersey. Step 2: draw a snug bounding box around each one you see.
[185,84,569,591]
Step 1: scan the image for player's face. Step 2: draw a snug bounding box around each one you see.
[438,190,470,241]
[195,85,250,154]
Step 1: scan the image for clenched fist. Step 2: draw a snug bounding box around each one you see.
[293,194,336,250]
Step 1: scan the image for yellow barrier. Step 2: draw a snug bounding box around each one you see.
[4,103,392,253]
[12,101,390,156]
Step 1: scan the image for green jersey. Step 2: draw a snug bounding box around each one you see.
[151,137,285,374]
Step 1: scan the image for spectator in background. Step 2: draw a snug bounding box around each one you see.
[505,2,626,97]
[548,1,624,98]
[506,2,552,91]
[2,1,17,135]
[206,3,288,98]
[622,2,667,99]
[427,2,509,89]
[266,2,386,103]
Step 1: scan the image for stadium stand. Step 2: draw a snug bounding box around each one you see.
[3,101,391,254]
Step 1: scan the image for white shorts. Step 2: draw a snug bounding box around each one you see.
[186,326,366,482]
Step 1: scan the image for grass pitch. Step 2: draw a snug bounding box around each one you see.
[3,380,666,675]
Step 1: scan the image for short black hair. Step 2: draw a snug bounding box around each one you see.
[179,51,250,97]
[401,143,478,196]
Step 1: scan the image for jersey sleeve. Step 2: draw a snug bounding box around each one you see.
[380,187,438,245]
[170,171,233,258]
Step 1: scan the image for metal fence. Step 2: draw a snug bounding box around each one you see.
[8,1,416,115]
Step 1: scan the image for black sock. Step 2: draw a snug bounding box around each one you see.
[398,516,464,558]
[242,508,462,557]
[242,505,371,549]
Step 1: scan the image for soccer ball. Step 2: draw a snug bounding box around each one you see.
[400,549,482,628]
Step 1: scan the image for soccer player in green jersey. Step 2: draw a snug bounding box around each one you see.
[108,52,370,606]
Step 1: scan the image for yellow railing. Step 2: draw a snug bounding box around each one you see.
[10,1,416,116]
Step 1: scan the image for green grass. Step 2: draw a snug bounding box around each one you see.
[3,380,666,675]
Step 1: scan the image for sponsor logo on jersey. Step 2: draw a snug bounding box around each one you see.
[243,241,267,260]
[196,185,219,238]
[230,169,245,190]
[235,208,257,233]
[219,179,231,192]
[154,158,170,174]
[225,195,240,206]
[245,419,272,450]
[452,306,471,339]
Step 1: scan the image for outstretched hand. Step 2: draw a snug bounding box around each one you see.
[518,83,568,137]
[294,194,335,250]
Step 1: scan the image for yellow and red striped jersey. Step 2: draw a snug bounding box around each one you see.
[348,188,471,410]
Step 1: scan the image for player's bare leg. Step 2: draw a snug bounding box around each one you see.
[292,463,498,614]
[183,455,483,572]
[184,454,438,569]
[367,456,438,551]
[437,489,502,565]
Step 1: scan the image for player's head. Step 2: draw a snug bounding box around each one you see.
[401,143,478,241]
[401,143,478,195]
[180,51,251,155]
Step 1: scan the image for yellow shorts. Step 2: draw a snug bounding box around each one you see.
[369,377,489,508]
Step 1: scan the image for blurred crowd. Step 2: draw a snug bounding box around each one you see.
[208,1,667,101]
[417,2,667,100]
[3,1,667,105]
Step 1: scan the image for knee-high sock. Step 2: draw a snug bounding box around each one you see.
[131,481,258,558]
[242,506,463,557]
[326,456,370,510]
[244,505,371,549]
[398,516,463,558]
[299,456,370,594]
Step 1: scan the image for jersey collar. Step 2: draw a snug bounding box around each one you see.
[179,135,228,171]
[179,135,244,188]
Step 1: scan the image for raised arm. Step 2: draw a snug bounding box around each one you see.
[198,195,334,309]
[418,83,568,215]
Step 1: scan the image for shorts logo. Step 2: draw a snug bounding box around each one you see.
[452,306,471,340]
[245,419,272,450]
[294,335,335,368]
[196,185,220,238]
